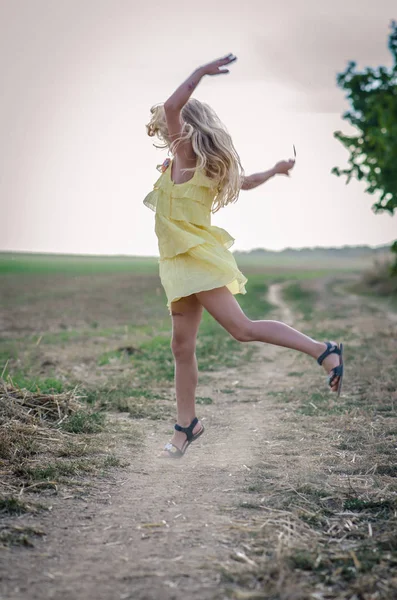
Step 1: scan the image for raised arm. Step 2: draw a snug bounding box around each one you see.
[164,68,206,114]
[164,55,237,160]
[241,159,295,190]
[164,54,237,111]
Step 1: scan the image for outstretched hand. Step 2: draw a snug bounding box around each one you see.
[274,159,295,177]
[201,53,237,76]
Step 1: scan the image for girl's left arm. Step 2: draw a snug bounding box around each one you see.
[241,159,295,190]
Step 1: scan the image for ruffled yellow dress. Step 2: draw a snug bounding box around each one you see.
[143,159,247,310]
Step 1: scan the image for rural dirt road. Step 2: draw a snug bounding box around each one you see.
[1,279,396,600]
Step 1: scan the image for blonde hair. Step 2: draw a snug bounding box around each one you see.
[146,99,244,213]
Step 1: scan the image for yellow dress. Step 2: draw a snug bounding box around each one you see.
[143,159,247,309]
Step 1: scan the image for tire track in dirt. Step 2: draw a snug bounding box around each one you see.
[267,281,295,326]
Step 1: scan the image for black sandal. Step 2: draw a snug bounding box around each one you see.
[161,417,205,458]
[317,341,344,397]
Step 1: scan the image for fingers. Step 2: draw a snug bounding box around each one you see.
[219,53,237,64]
[205,53,236,76]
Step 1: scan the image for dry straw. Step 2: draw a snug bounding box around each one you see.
[0,377,82,494]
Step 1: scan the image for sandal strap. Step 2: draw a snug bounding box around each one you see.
[174,417,198,442]
[163,442,183,457]
[328,364,343,386]
[317,342,341,366]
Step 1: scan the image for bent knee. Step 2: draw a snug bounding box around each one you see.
[230,320,255,343]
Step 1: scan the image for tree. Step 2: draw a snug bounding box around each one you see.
[332,21,397,274]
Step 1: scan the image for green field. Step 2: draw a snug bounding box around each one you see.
[0,246,388,275]
[0,252,160,275]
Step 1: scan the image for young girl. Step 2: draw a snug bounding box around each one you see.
[144,54,344,458]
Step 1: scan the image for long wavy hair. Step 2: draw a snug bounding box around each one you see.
[146,98,244,213]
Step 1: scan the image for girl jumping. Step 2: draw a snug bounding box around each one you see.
[144,54,344,458]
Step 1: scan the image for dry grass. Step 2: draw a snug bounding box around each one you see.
[220,448,397,597]
[0,377,117,509]
[216,280,397,600]
[0,377,80,471]
[354,260,397,296]
[0,377,81,426]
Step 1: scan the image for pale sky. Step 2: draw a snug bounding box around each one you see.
[1,0,396,255]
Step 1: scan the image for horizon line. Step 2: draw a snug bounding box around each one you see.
[0,241,394,260]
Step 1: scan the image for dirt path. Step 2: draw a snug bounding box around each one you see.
[1,280,396,600]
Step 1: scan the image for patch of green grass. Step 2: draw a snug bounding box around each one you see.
[299,512,328,528]
[0,497,33,515]
[0,346,17,371]
[195,322,254,372]
[239,501,262,510]
[376,464,397,477]
[55,440,99,458]
[282,282,316,320]
[79,386,169,420]
[0,252,159,275]
[131,335,174,382]
[305,327,352,341]
[101,455,124,468]
[100,390,169,420]
[39,323,153,345]
[288,549,316,571]
[287,371,304,377]
[296,391,347,416]
[60,411,106,434]
[9,374,64,394]
[297,404,345,416]
[246,483,265,493]
[11,452,127,490]
[77,388,102,405]
[267,391,290,400]
[336,440,362,451]
[266,391,283,397]
[344,497,396,516]
[238,278,273,317]
[287,547,381,580]
[19,460,96,481]
[127,402,171,420]
[196,396,213,405]
[98,349,129,366]
[296,484,330,499]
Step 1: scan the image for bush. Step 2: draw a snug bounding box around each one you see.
[360,260,397,296]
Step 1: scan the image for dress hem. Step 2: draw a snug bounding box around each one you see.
[159,236,235,261]
[166,273,248,311]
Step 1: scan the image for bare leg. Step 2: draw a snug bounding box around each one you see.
[196,286,341,392]
[159,295,203,456]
